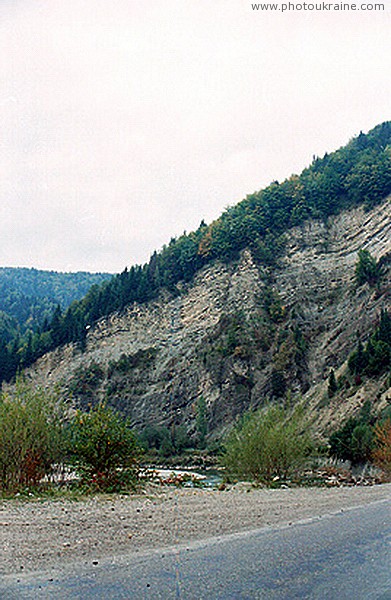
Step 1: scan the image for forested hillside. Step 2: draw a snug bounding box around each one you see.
[1,121,390,385]
[0,268,111,379]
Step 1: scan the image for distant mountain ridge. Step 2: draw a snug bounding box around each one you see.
[0,266,112,347]
[0,267,112,309]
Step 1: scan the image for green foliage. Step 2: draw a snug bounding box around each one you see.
[139,425,173,457]
[221,405,314,484]
[348,340,367,377]
[0,379,66,493]
[0,269,111,384]
[217,312,254,359]
[107,348,158,378]
[67,402,140,491]
[293,326,307,362]
[355,249,382,287]
[263,288,286,323]
[0,311,18,345]
[68,361,105,402]
[350,423,374,464]
[329,401,374,465]
[348,310,391,379]
[201,312,258,402]
[138,424,192,458]
[0,267,111,317]
[0,268,110,342]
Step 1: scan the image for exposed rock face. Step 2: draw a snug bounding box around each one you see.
[26,197,391,437]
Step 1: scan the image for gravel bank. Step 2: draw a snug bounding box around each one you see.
[1,483,390,575]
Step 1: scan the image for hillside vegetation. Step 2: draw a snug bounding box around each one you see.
[0,122,390,388]
[0,268,111,381]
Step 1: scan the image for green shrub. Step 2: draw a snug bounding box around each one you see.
[68,361,104,400]
[0,378,66,493]
[67,402,140,491]
[348,310,391,379]
[221,405,314,484]
[139,423,192,458]
[107,348,158,377]
[355,249,382,287]
[328,401,374,465]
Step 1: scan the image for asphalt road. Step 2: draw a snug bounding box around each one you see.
[1,499,390,600]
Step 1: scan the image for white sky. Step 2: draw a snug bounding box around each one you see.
[1,0,390,273]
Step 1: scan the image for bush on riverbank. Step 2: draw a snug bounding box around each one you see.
[66,402,141,492]
[0,379,66,493]
[221,405,315,484]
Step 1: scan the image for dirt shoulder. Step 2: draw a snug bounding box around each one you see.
[1,483,390,575]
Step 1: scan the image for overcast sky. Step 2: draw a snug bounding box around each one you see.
[1,0,390,273]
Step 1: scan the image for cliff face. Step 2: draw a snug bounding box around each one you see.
[26,197,391,437]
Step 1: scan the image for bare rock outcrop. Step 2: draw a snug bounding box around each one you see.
[25,197,391,437]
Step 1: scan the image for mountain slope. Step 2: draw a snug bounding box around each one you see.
[2,122,391,386]
[3,123,391,439]
[24,195,391,438]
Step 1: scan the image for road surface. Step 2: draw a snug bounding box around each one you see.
[1,498,390,599]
